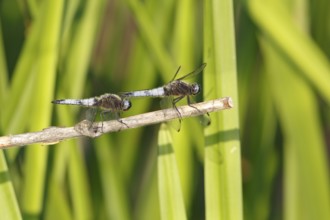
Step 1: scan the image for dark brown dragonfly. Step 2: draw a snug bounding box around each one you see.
[52,93,131,130]
[121,63,208,131]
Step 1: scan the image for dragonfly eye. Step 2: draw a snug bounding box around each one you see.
[122,100,132,111]
[191,83,200,95]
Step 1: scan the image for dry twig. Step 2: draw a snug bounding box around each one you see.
[0,97,233,149]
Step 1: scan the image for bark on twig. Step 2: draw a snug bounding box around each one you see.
[0,97,233,149]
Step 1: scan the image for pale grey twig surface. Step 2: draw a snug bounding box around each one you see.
[0,97,233,149]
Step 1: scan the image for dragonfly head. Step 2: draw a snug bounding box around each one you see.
[191,83,200,95]
[122,99,132,111]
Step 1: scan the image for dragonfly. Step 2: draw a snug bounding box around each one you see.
[121,63,208,131]
[52,93,131,130]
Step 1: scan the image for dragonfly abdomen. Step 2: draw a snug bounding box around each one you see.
[123,87,165,97]
[52,98,97,107]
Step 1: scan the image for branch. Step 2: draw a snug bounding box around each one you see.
[0,97,233,149]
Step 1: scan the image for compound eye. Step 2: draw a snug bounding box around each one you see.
[191,83,200,95]
[123,100,132,111]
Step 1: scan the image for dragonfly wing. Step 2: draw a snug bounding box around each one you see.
[200,113,211,127]
[175,63,207,81]
[166,116,181,132]
[100,111,120,121]
[187,98,211,128]
[85,108,98,122]
[160,96,172,109]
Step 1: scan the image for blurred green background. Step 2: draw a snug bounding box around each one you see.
[0,0,329,219]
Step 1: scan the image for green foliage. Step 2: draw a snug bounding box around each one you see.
[0,0,329,219]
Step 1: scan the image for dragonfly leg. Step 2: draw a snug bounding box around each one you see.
[100,111,107,133]
[172,96,185,120]
[115,112,129,129]
[170,99,182,132]
[85,108,99,133]
[99,111,129,132]
[187,96,211,126]
[187,96,203,113]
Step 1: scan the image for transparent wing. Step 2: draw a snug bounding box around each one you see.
[199,113,211,127]
[188,98,211,127]
[160,96,172,109]
[100,111,121,121]
[174,63,207,81]
[85,108,98,122]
